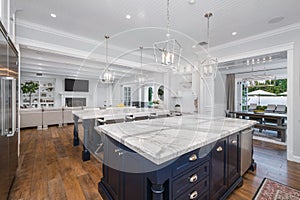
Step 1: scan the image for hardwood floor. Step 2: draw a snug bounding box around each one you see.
[9,125,300,200]
[228,140,300,199]
[9,126,103,200]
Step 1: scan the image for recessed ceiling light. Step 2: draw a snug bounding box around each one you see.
[268,16,284,24]
[166,33,170,37]
[50,13,56,18]
[231,32,237,36]
[187,0,196,5]
[126,14,131,19]
[192,45,196,48]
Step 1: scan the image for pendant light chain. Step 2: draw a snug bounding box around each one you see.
[105,35,109,69]
[204,12,212,55]
[140,46,143,74]
[167,0,170,37]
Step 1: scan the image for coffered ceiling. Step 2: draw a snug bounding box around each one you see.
[11,0,300,78]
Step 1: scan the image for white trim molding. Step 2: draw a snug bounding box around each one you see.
[218,42,294,63]
[195,22,300,55]
[287,151,300,163]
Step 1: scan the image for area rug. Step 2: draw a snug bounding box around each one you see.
[253,178,300,200]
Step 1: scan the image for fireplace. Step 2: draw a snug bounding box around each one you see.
[65,98,86,107]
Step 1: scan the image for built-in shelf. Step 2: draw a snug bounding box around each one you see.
[21,79,55,108]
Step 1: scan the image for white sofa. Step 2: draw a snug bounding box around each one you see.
[20,108,43,129]
[20,107,86,129]
[43,107,63,128]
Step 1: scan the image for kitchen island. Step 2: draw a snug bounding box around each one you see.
[72,107,170,161]
[94,115,257,200]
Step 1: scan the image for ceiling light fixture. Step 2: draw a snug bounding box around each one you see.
[50,13,56,18]
[231,32,237,36]
[135,46,147,84]
[126,14,131,19]
[187,0,196,5]
[192,45,196,48]
[100,35,115,84]
[200,12,218,78]
[153,0,182,70]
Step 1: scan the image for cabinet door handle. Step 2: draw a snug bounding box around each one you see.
[118,151,124,156]
[189,154,198,162]
[189,191,198,199]
[189,174,198,183]
[231,140,237,144]
[216,146,223,152]
[114,148,121,153]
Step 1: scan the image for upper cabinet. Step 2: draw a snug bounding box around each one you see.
[0,0,14,39]
[0,20,18,78]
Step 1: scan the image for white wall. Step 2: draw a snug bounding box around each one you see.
[208,26,300,162]
[214,72,226,116]
[169,72,196,113]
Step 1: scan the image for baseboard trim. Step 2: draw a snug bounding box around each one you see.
[287,151,300,163]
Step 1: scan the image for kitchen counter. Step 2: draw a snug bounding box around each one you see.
[96,115,257,165]
[95,114,257,200]
[72,107,170,161]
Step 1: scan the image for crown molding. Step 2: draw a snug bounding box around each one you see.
[218,42,294,63]
[17,19,99,45]
[16,19,132,53]
[196,22,300,55]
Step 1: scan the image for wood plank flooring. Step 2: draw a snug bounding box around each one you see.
[9,126,102,200]
[9,125,300,200]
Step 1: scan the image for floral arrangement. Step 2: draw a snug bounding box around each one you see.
[153,100,159,104]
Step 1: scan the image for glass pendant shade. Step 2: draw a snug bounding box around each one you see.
[100,35,115,84]
[153,0,182,70]
[201,55,218,78]
[102,69,115,83]
[154,38,181,69]
[200,12,218,78]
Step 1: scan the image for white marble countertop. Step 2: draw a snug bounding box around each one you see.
[73,107,170,120]
[95,114,257,165]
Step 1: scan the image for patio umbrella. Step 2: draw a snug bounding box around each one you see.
[279,91,287,96]
[248,90,275,105]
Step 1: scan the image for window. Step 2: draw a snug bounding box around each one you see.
[124,87,131,106]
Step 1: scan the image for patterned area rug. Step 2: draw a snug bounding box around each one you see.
[253,178,300,200]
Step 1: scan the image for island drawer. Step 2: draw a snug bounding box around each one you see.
[175,176,209,200]
[172,148,210,178]
[173,161,209,198]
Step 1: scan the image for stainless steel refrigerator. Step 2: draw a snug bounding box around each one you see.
[0,22,19,199]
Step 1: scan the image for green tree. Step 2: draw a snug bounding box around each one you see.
[21,81,39,105]
[248,79,287,95]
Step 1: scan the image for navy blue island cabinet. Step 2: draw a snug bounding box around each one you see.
[98,132,245,200]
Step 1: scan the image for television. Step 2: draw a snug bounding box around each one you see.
[64,78,89,92]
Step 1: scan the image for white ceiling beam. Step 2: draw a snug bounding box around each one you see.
[17,37,164,73]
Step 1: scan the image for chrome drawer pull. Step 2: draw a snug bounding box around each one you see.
[231,140,237,144]
[189,191,198,199]
[189,174,198,183]
[114,148,121,153]
[216,146,223,152]
[189,154,198,162]
[118,151,124,156]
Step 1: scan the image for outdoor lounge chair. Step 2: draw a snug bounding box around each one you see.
[248,103,257,112]
[265,104,276,113]
[275,105,287,114]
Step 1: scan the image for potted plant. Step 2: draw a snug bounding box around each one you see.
[21,81,39,106]
[153,100,159,108]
